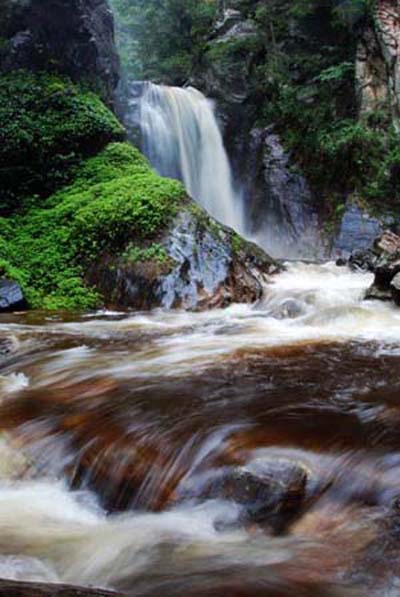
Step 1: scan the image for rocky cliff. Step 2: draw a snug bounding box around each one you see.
[186,0,400,258]
[0,0,120,104]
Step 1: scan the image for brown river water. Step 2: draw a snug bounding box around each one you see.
[2,262,400,595]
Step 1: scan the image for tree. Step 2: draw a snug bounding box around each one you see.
[110,0,216,83]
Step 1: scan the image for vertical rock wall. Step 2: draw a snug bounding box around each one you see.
[0,0,120,104]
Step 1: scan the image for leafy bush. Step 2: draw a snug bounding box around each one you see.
[0,71,125,214]
[0,143,186,310]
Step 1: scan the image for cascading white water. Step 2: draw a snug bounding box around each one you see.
[140,82,244,231]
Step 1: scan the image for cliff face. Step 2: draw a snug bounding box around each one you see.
[189,0,400,258]
[0,0,120,104]
[357,0,400,122]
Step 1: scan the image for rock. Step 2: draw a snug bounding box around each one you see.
[0,280,27,312]
[333,202,384,260]
[214,9,242,36]
[0,335,19,357]
[391,272,400,305]
[0,578,120,596]
[198,12,258,106]
[355,0,400,122]
[360,231,400,303]
[88,204,280,311]
[0,0,120,105]
[206,458,308,532]
[374,229,400,255]
[348,248,377,272]
[244,127,322,260]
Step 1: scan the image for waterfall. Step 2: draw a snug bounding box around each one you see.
[140,82,244,231]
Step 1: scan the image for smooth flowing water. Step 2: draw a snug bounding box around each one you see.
[140,82,244,231]
[2,264,400,594]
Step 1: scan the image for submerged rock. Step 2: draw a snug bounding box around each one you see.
[211,459,308,532]
[89,203,280,311]
[0,280,27,312]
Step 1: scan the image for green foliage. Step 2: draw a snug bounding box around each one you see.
[0,71,125,214]
[110,0,216,82]
[122,243,170,264]
[0,143,186,310]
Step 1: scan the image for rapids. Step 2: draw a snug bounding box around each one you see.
[3,263,400,595]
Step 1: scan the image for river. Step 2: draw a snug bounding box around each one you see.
[2,263,400,595]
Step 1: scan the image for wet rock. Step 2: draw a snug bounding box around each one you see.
[205,458,308,532]
[0,578,120,596]
[362,231,400,303]
[0,0,120,105]
[243,127,322,260]
[390,272,400,305]
[347,248,377,272]
[0,335,19,357]
[0,280,27,312]
[333,202,384,260]
[89,204,280,311]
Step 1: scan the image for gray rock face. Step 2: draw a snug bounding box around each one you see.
[89,203,280,311]
[244,127,323,260]
[0,280,27,312]
[333,202,384,259]
[0,0,120,104]
[199,8,258,107]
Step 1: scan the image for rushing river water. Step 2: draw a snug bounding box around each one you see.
[3,263,400,595]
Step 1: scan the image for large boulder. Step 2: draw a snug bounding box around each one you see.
[202,458,308,533]
[0,280,27,312]
[362,231,400,302]
[333,202,385,260]
[88,204,280,311]
[0,0,120,105]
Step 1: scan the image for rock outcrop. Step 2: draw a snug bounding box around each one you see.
[333,202,385,259]
[89,204,280,311]
[348,230,400,302]
[245,127,323,259]
[0,0,120,104]
[356,1,400,123]
[0,280,27,313]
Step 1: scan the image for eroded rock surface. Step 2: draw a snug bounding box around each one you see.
[89,204,280,311]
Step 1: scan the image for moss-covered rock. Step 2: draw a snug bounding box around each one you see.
[0,141,278,311]
[0,142,185,310]
[0,71,125,214]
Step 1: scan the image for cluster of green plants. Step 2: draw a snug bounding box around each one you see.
[0,71,125,214]
[243,0,400,214]
[122,243,170,265]
[0,142,186,310]
[110,0,216,83]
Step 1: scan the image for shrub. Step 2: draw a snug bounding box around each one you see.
[0,71,125,214]
[0,143,186,310]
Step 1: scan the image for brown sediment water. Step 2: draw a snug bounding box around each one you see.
[1,263,400,595]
